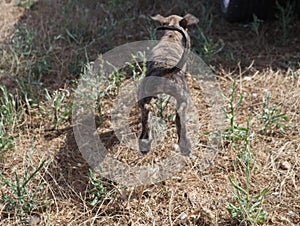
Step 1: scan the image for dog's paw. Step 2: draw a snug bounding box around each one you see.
[179,138,192,156]
[139,139,152,154]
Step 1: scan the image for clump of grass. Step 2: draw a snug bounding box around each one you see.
[255,91,290,135]
[154,94,175,122]
[17,0,38,9]
[275,0,296,44]
[75,51,147,115]
[228,178,269,225]
[0,122,16,158]
[11,24,35,57]
[0,143,48,222]
[87,169,107,207]
[191,0,223,63]
[250,14,264,38]
[0,85,21,157]
[44,88,72,129]
[193,27,224,63]
[0,85,20,128]
[197,0,214,32]
[9,24,46,101]
[227,120,269,225]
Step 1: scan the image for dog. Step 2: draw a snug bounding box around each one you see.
[138,14,199,156]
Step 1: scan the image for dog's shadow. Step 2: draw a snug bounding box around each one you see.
[45,126,119,198]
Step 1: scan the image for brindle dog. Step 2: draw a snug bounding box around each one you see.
[138,14,199,156]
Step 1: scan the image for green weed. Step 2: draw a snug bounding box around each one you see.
[250,14,264,38]
[0,85,20,156]
[17,0,38,9]
[0,85,20,128]
[44,89,72,129]
[228,179,269,225]
[275,0,296,44]
[155,94,174,122]
[87,169,107,207]
[220,83,271,224]
[0,122,16,158]
[9,24,45,100]
[0,143,47,221]
[222,80,248,143]
[197,0,214,32]
[12,25,35,56]
[193,26,224,63]
[255,91,290,135]
[227,119,269,225]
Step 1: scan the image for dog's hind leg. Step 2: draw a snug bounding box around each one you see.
[175,97,192,156]
[138,96,153,154]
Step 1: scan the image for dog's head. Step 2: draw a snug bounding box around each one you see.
[151,13,199,30]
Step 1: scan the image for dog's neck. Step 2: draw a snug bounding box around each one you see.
[161,30,184,44]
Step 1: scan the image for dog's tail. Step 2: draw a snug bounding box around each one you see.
[156,25,191,77]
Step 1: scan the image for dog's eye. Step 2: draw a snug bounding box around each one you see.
[162,22,168,26]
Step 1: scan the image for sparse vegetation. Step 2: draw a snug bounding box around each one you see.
[0,85,20,129]
[0,122,16,158]
[44,88,72,129]
[0,0,299,225]
[221,82,270,224]
[227,119,269,225]
[17,0,38,9]
[250,14,264,38]
[255,91,290,135]
[222,80,248,144]
[0,85,20,157]
[275,0,296,44]
[0,143,47,222]
[87,169,107,207]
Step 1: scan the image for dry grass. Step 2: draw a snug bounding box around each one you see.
[0,0,299,225]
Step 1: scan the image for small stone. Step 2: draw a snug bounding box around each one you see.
[181,212,188,226]
[29,215,41,225]
[0,202,5,210]
[280,161,291,170]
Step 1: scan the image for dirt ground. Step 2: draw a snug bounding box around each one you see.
[0,0,299,225]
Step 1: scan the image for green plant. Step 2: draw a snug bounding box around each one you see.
[275,0,296,44]
[88,169,107,206]
[9,24,47,101]
[12,25,35,56]
[17,0,38,9]
[197,0,214,32]
[0,85,20,128]
[44,89,72,129]
[0,144,47,221]
[222,80,248,143]
[255,91,290,134]
[228,179,269,225]
[0,122,16,157]
[227,119,269,225]
[193,27,224,63]
[250,14,264,37]
[0,85,20,156]
[155,94,174,121]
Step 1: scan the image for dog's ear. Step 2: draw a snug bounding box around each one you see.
[151,14,167,24]
[180,13,199,28]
